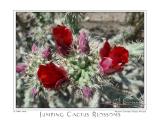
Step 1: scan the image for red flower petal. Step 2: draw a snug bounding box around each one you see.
[99,41,111,58]
[99,57,113,74]
[52,25,73,56]
[37,62,68,89]
[99,57,123,75]
[109,46,129,66]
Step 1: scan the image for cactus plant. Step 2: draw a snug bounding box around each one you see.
[16,12,144,108]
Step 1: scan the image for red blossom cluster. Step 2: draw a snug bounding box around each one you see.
[17,25,129,90]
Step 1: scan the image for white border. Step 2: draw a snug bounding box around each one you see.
[13,10,147,112]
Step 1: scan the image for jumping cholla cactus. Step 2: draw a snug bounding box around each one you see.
[16,21,144,108]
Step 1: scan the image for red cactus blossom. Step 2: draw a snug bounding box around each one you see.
[42,47,52,60]
[78,31,90,54]
[52,25,73,56]
[99,41,129,75]
[37,62,68,89]
[16,63,27,73]
[32,43,38,53]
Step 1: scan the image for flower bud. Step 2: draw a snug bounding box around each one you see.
[42,47,52,60]
[16,63,27,73]
[32,43,38,53]
[78,31,90,54]
[82,86,93,98]
[31,87,38,97]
